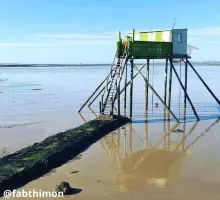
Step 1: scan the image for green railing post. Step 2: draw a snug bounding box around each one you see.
[132,29,135,42]
[131,29,135,59]
[117,31,122,57]
[118,31,121,41]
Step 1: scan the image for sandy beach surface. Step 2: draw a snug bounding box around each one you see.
[1,65,220,199]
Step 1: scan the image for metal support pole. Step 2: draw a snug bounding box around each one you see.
[99,101,102,114]
[169,59,200,121]
[130,59,134,118]
[110,98,114,115]
[168,59,173,109]
[117,82,120,116]
[164,59,168,121]
[184,59,188,107]
[164,59,168,104]
[145,59,150,110]
[78,75,108,112]
[101,94,104,107]
[124,61,128,109]
[88,87,105,106]
[184,106,187,122]
[187,60,220,105]
[134,65,180,123]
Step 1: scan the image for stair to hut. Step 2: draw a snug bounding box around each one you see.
[101,52,127,115]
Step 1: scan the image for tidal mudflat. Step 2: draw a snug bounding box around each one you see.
[0,65,220,199]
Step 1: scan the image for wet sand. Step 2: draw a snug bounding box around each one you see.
[2,115,220,200]
[1,66,220,199]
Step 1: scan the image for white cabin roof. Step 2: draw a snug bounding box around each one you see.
[128,28,188,34]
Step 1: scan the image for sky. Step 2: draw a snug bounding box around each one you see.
[0,0,220,64]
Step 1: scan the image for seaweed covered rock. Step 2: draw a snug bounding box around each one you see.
[0,115,130,196]
[54,182,71,195]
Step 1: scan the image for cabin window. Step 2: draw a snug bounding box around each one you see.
[177,33,182,43]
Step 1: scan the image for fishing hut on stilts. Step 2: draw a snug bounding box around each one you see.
[79,28,220,123]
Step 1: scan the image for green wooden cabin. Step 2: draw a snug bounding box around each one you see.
[117,29,188,59]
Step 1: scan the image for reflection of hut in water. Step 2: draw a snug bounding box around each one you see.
[115,149,187,191]
[122,149,185,177]
[78,103,220,193]
[78,107,220,193]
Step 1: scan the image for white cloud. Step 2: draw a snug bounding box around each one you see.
[36,33,116,39]
[1,27,220,48]
[0,43,58,47]
[35,31,131,39]
[0,40,115,47]
[36,27,220,39]
[0,31,130,47]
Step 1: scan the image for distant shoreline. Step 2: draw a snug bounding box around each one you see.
[0,62,220,67]
[0,64,111,67]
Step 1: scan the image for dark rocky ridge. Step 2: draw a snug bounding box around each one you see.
[0,115,130,196]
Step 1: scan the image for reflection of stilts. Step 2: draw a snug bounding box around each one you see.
[131,121,180,172]
[145,110,149,149]
[184,118,220,152]
[78,112,87,122]
[88,106,98,118]
[78,110,220,191]
[0,145,10,157]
